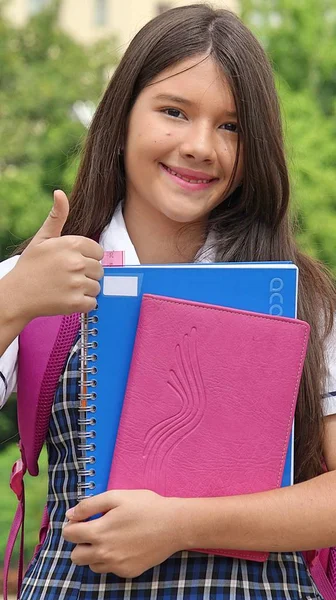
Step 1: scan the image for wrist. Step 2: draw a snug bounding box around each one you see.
[2,269,33,327]
[167,498,195,551]
[170,497,225,551]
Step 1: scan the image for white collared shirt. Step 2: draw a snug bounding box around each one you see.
[1,205,336,415]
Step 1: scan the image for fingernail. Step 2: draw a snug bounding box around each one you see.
[66,507,75,519]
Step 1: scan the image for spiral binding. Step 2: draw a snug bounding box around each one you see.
[77,311,99,500]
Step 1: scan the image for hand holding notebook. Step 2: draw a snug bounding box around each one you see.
[108,294,310,561]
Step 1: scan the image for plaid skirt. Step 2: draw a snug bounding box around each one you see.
[20,340,324,600]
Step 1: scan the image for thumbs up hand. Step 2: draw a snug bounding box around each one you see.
[10,190,104,321]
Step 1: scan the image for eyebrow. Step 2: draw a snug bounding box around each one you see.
[154,93,237,118]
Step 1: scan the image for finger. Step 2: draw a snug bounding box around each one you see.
[66,491,121,521]
[83,278,101,298]
[32,190,69,244]
[70,543,96,566]
[83,258,104,281]
[80,296,101,314]
[69,237,104,262]
[88,563,110,574]
[62,521,97,545]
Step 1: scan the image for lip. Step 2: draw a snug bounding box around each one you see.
[159,163,219,193]
[161,163,218,182]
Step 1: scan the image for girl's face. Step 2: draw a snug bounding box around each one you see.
[124,54,243,225]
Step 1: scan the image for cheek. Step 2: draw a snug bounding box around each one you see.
[129,130,176,164]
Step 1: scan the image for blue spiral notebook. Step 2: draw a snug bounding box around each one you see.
[78,262,298,499]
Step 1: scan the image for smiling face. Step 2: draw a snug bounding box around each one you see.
[124,54,243,226]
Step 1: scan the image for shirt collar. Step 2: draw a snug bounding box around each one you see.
[100,203,216,265]
[100,203,140,265]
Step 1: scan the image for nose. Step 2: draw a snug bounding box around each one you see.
[179,122,216,163]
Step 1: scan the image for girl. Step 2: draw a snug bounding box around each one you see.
[1,4,336,599]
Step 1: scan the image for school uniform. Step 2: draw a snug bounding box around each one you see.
[1,204,335,599]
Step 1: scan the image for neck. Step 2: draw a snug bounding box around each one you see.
[123,199,208,264]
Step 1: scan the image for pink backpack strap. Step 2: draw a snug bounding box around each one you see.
[304,549,336,599]
[34,504,50,558]
[4,453,26,600]
[17,313,80,475]
[328,547,336,594]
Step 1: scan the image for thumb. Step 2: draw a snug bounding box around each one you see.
[32,190,70,245]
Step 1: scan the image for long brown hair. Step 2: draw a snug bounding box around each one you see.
[17,4,335,481]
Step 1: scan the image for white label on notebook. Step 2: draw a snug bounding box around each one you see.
[103,276,138,297]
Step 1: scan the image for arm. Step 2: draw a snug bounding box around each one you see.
[183,422,336,553]
[0,258,22,405]
[0,270,30,357]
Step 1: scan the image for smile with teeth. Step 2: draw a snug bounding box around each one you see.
[162,164,215,184]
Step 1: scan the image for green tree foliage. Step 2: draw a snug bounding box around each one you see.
[241,0,336,273]
[241,0,336,113]
[281,85,336,267]
[0,2,118,259]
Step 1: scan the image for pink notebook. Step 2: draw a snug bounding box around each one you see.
[108,294,310,562]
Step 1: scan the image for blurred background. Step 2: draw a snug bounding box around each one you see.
[0,0,335,585]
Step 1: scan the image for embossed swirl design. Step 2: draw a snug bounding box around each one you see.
[143,327,206,492]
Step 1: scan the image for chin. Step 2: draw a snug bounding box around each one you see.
[162,208,206,224]
[157,199,210,224]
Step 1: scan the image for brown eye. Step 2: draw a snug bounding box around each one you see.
[220,123,239,133]
[164,108,184,119]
